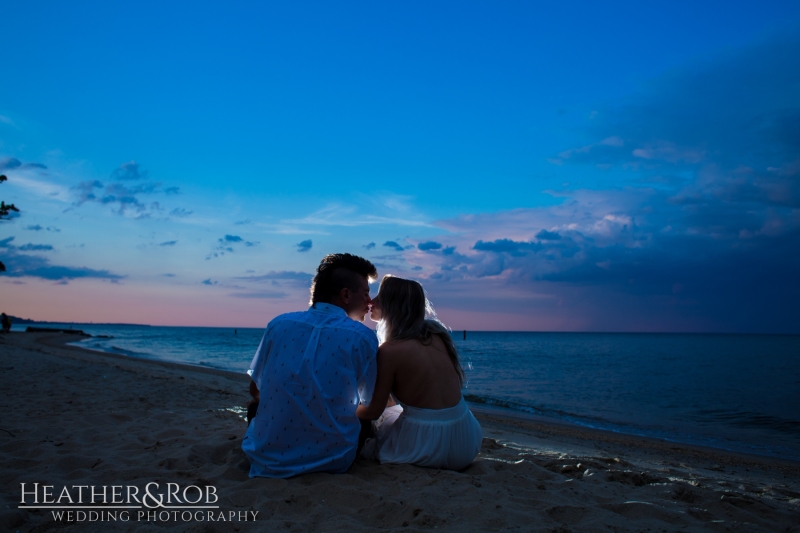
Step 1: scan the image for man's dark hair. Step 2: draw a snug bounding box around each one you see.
[310,253,377,305]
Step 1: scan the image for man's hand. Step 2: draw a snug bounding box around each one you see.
[249,379,260,402]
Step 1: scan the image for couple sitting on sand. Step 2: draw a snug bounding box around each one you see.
[242,253,482,478]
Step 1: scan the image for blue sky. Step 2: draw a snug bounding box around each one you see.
[2,1,799,332]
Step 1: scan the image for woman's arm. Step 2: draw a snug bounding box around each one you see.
[356,346,396,420]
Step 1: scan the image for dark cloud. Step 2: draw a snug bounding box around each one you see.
[224,235,243,243]
[17,243,53,251]
[424,33,798,331]
[1,237,53,252]
[363,242,376,250]
[159,240,177,247]
[25,225,43,231]
[553,34,800,209]
[418,241,443,251]
[473,239,542,255]
[297,239,312,252]
[0,158,48,171]
[111,160,148,181]
[536,229,561,241]
[0,238,124,281]
[383,241,404,252]
[201,278,217,285]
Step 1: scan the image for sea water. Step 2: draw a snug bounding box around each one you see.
[16,323,800,461]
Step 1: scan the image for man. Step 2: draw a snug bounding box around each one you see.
[242,253,379,477]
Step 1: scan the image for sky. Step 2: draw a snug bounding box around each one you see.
[1,1,799,332]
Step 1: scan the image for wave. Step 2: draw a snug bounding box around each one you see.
[691,408,800,436]
[92,343,156,359]
[463,394,599,426]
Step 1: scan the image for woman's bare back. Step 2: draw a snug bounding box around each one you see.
[382,334,463,409]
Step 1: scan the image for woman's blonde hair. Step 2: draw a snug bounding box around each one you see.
[375,275,464,386]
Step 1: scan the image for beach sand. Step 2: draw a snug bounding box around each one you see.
[1,332,798,532]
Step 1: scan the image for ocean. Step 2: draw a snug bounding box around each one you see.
[16,323,800,462]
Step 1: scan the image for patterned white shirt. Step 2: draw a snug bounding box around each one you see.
[242,303,379,478]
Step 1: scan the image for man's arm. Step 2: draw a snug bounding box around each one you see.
[356,347,395,420]
[249,379,260,402]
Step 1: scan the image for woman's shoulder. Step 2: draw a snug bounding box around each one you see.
[378,338,423,357]
[379,338,415,350]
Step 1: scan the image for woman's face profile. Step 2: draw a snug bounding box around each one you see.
[370,294,382,322]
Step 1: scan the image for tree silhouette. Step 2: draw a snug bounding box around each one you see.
[0,174,20,272]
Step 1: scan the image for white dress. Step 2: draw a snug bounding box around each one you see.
[362,397,483,471]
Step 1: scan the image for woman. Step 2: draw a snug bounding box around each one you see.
[357,275,482,470]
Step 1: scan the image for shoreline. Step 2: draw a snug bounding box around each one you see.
[1,331,798,532]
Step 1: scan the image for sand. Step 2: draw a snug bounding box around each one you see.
[0,331,798,532]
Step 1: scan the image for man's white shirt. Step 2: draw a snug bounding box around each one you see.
[242,303,378,478]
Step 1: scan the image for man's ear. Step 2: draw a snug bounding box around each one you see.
[339,287,351,304]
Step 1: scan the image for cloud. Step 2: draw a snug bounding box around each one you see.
[229,290,289,299]
[418,241,443,251]
[473,239,542,255]
[72,180,104,204]
[535,229,561,241]
[111,160,148,181]
[0,238,124,281]
[17,243,54,251]
[414,36,800,332]
[363,242,376,250]
[163,273,176,277]
[170,208,193,218]
[201,278,217,285]
[206,234,256,259]
[284,202,432,228]
[72,180,162,216]
[0,158,21,171]
[383,241,404,252]
[25,225,43,231]
[236,270,313,283]
[2,159,47,173]
[296,239,312,252]
[159,240,177,246]
[69,162,183,218]
[1,237,54,252]
[235,219,252,225]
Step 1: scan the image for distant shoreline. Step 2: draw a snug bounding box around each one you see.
[7,318,799,335]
